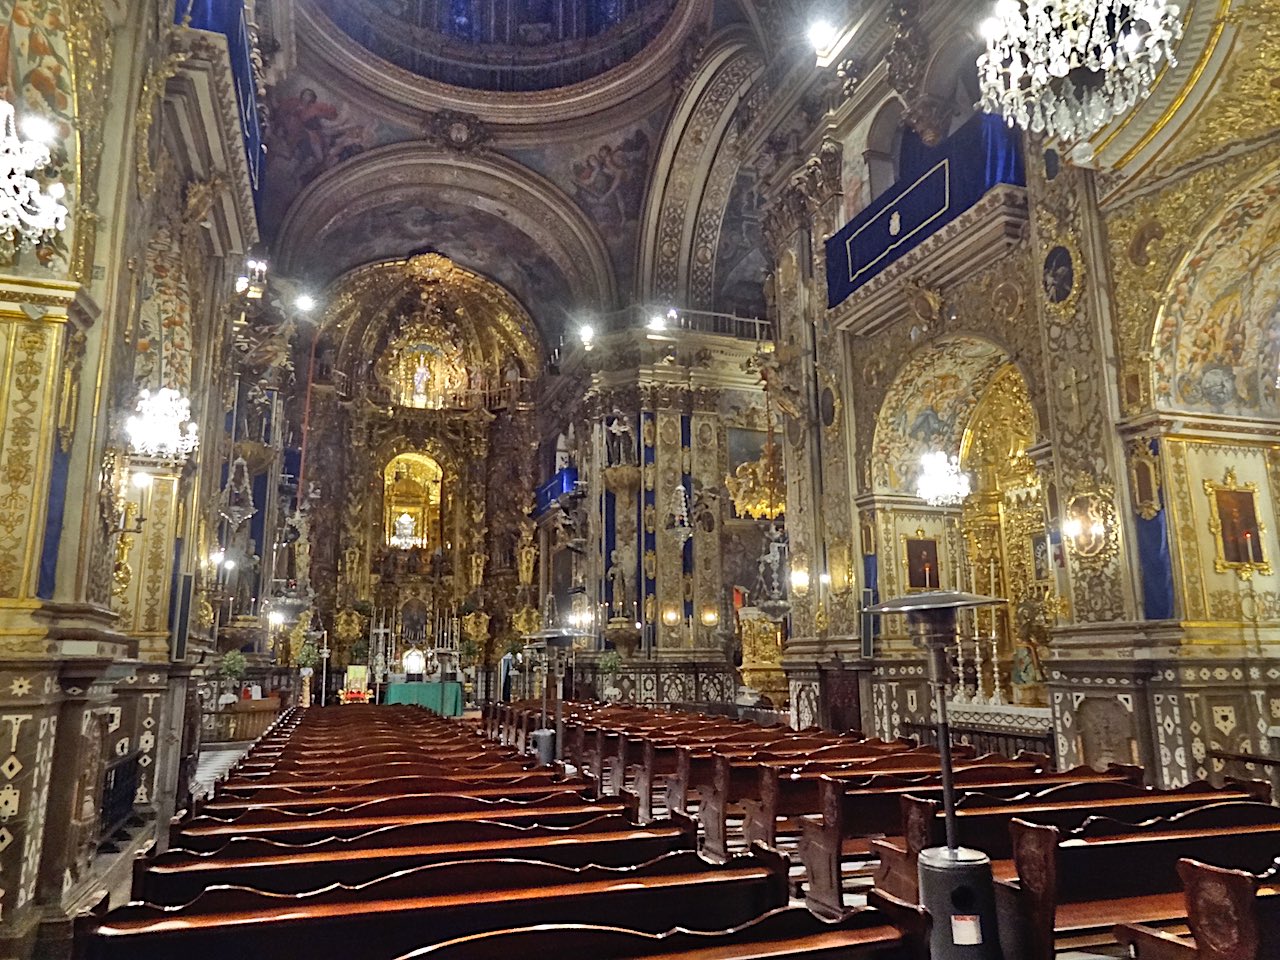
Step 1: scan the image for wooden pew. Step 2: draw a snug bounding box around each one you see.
[1114,857,1280,959]
[799,763,1142,916]
[213,759,550,793]
[391,903,919,960]
[873,778,1272,903]
[76,847,792,960]
[200,772,594,815]
[997,802,1280,959]
[667,733,857,815]
[171,791,640,853]
[136,811,698,905]
[700,744,979,861]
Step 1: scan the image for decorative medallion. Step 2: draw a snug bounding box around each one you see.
[1042,246,1075,304]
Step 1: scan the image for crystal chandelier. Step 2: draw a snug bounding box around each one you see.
[125,388,200,462]
[0,101,67,252]
[726,439,786,521]
[916,451,971,507]
[977,0,1184,145]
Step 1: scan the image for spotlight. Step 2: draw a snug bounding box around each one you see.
[1062,517,1083,540]
[209,550,225,567]
[661,607,680,626]
[223,559,237,571]
[579,324,596,350]
[19,115,56,144]
[130,472,154,490]
[819,572,832,587]
[790,568,811,595]
[267,610,285,627]
[234,276,250,294]
[294,293,317,312]
[808,19,838,53]
[647,314,666,331]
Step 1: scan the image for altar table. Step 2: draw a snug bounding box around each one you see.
[383,681,464,716]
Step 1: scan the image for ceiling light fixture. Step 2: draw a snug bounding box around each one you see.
[977,0,1184,145]
[0,102,67,253]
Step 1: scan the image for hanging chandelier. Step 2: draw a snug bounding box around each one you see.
[726,439,786,521]
[0,101,67,253]
[976,0,1184,145]
[916,451,971,507]
[125,388,200,462]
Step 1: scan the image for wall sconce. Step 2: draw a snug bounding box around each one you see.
[1062,491,1111,558]
[700,608,720,627]
[790,568,811,595]
[661,606,681,626]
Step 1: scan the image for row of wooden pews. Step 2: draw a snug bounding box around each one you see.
[74,704,924,960]
[495,700,1280,960]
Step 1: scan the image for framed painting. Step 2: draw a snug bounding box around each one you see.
[901,530,940,592]
[1029,531,1051,582]
[1203,469,1270,579]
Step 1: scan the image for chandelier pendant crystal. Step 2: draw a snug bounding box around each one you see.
[977,0,1184,145]
[0,100,67,253]
[916,451,971,507]
[125,388,200,462]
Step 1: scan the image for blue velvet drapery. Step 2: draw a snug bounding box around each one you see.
[826,113,1025,308]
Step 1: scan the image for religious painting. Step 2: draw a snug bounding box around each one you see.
[1153,174,1280,418]
[504,107,665,291]
[569,129,650,232]
[1042,246,1074,304]
[308,200,574,328]
[713,172,768,318]
[871,337,1006,494]
[901,532,940,591]
[1203,469,1271,578]
[1029,532,1051,583]
[261,76,412,238]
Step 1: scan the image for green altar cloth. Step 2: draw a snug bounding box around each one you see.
[384,681,464,716]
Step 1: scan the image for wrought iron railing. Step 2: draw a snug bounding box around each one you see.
[99,750,141,844]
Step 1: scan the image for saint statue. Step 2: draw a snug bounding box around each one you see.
[607,549,630,618]
[605,409,636,466]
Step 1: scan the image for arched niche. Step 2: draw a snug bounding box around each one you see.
[1151,168,1280,419]
[870,336,1010,495]
[384,453,445,553]
[315,254,542,401]
[864,97,904,201]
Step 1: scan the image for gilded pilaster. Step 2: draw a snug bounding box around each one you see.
[1026,152,1139,625]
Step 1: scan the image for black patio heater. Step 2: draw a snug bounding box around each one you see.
[867,590,1006,960]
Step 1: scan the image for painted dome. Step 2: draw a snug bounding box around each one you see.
[314,0,678,91]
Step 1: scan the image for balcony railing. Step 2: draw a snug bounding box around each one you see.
[591,305,773,343]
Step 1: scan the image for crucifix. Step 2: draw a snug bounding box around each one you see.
[1059,365,1091,429]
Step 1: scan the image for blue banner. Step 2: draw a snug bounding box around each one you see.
[177,1,265,209]
[534,466,577,516]
[826,114,1024,309]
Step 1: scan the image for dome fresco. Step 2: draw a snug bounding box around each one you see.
[314,0,678,91]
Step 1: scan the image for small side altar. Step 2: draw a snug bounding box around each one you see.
[384,680,463,716]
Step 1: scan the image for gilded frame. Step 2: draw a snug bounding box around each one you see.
[1202,468,1271,580]
[900,528,941,592]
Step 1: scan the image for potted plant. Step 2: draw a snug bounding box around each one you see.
[598,650,622,703]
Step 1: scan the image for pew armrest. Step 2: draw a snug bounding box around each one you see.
[1113,923,1199,959]
[867,887,931,960]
